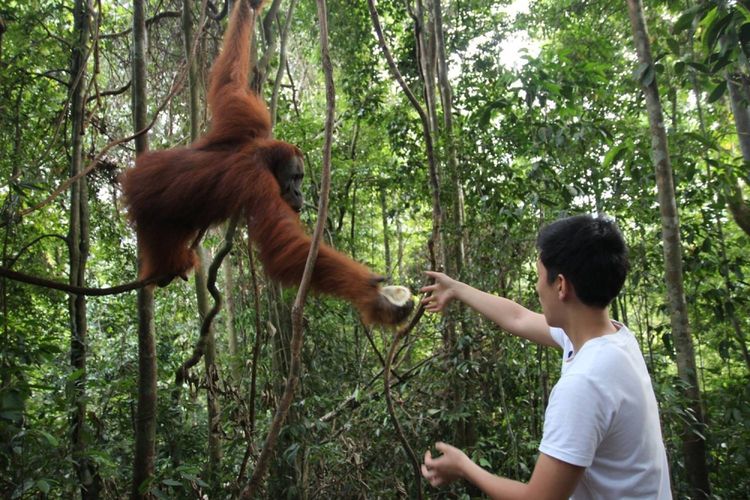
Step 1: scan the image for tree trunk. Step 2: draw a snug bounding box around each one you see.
[396,216,405,282]
[430,0,476,451]
[414,0,439,135]
[67,1,100,497]
[432,0,466,275]
[131,0,156,497]
[687,33,750,374]
[725,73,750,236]
[182,0,223,489]
[625,1,711,497]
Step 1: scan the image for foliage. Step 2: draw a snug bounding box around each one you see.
[0,0,749,498]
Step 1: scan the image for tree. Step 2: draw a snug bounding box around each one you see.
[131,0,156,496]
[66,0,102,497]
[626,0,711,497]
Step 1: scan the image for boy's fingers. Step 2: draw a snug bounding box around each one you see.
[421,463,431,479]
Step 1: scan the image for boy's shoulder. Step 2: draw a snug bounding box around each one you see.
[567,327,644,383]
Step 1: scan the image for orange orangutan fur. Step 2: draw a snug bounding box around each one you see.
[120,0,411,325]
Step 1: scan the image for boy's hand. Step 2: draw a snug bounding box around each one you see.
[421,271,459,312]
[421,442,470,487]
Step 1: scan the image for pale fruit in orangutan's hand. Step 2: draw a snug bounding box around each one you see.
[380,286,412,307]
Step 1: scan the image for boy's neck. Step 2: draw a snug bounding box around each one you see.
[559,304,618,352]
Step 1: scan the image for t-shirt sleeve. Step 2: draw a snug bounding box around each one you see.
[548,327,566,349]
[539,373,612,467]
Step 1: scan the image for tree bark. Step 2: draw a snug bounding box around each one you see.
[430,0,476,451]
[725,73,750,236]
[182,0,223,489]
[625,1,711,497]
[67,1,101,497]
[432,0,466,275]
[414,0,438,135]
[131,0,156,497]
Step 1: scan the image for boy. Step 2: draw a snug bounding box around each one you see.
[420,215,671,499]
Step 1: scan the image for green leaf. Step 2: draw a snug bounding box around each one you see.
[161,479,182,487]
[36,480,50,495]
[38,430,59,447]
[1,390,25,423]
[673,4,709,34]
[635,62,655,86]
[603,143,630,169]
[666,38,681,55]
[674,12,696,34]
[477,99,507,128]
[710,53,733,73]
[703,11,734,53]
[686,61,710,73]
[152,489,169,500]
[740,23,750,59]
[674,60,686,76]
[707,81,727,103]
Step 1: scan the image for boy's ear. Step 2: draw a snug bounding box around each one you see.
[557,274,572,300]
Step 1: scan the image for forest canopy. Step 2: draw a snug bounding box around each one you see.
[0,0,749,498]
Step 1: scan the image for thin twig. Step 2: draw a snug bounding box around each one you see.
[100,11,180,39]
[319,351,441,424]
[384,304,426,500]
[381,231,438,498]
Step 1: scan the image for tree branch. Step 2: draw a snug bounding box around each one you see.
[175,216,239,387]
[384,302,426,499]
[100,11,180,39]
[0,266,160,295]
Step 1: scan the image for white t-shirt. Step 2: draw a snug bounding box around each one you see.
[540,323,672,499]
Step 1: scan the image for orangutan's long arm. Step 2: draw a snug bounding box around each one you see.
[247,171,412,325]
[203,0,271,145]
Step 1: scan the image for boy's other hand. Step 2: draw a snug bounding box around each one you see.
[421,271,459,312]
[421,442,470,487]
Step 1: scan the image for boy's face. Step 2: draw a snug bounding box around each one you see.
[536,258,562,327]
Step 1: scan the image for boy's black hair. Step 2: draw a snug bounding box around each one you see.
[536,214,629,308]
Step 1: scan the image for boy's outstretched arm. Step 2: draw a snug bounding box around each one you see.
[421,271,558,348]
[421,442,583,500]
